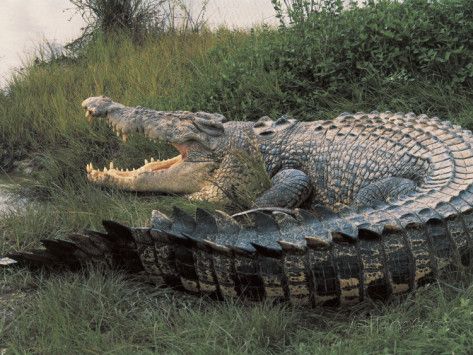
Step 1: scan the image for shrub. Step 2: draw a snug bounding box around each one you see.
[68,0,165,46]
[190,0,473,120]
[67,0,208,47]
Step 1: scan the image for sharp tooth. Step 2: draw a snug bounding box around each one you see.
[126,169,129,172]
[133,168,136,171]
[151,157,155,162]
[90,162,94,170]
[116,131,120,137]
[86,113,93,124]
[122,133,128,142]
[103,167,108,172]
[109,162,114,169]
[145,159,149,164]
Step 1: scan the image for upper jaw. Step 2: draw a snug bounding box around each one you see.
[82,96,125,124]
[82,97,138,142]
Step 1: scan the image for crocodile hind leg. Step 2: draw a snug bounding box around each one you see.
[352,177,417,209]
[254,169,312,208]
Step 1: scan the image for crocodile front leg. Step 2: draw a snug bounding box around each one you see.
[254,169,312,208]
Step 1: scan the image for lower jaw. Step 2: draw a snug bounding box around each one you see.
[86,158,215,194]
[86,154,183,179]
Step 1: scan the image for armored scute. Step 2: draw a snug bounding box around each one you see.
[5,97,473,307]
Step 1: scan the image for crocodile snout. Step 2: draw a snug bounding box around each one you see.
[81,96,114,122]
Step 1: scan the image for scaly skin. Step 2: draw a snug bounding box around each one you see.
[5,97,473,307]
[81,97,430,210]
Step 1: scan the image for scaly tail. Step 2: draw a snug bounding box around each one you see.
[4,221,143,273]
[3,202,473,307]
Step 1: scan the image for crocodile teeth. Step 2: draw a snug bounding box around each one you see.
[122,133,128,142]
[85,110,94,124]
[109,162,114,169]
[151,157,155,162]
[103,167,108,172]
[116,131,120,137]
[144,159,149,164]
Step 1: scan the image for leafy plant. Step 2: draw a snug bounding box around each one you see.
[191,0,473,121]
[272,0,345,25]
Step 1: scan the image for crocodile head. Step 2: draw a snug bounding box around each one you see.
[82,96,229,194]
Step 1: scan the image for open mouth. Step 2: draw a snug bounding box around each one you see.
[84,109,188,182]
[86,154,184,180]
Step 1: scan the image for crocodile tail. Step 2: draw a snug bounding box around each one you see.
[4,220,143,273]
[141,206,373,305]
[3,203,473,307]
[120,204,473,306]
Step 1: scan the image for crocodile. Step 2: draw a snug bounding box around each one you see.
[5,96,473,307]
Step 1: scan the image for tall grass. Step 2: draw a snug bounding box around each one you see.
[1,31,226,150]
[0,30,248,195]
[3,265,473,353]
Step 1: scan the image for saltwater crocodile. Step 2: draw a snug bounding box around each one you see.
[5,96,473,307]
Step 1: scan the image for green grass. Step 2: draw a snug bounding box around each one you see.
[3,262,473,353]
[3,0,473,352]
[0,31,229,173]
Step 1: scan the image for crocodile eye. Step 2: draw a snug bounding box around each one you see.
[259,130,274,136]
[254,121,266,128]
